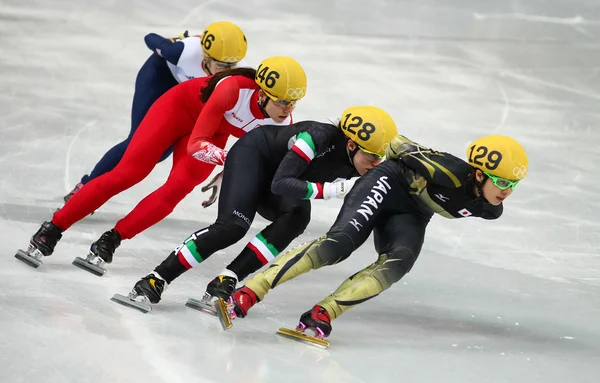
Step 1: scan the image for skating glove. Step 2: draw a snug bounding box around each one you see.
[322,177,359,200]
[169,30,189,42]
[201,171,223,208]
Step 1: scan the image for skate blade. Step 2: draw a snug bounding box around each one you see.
[185,298,218,316]
[14,249,42,268]
[110,293,151,313]
[215,298,233,330]
[72,257,107,276]
[276,327,330,349]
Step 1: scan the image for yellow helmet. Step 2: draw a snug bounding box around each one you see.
[200,21,247,63]
[340,106,398,157]
[467,135,528,180]
[255,56,307,103]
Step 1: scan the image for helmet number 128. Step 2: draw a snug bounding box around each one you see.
[342,114,376,141]
[468,145,502,171]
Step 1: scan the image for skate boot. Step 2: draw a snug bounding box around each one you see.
[185,274,238,317]
[231,286,259,318]
[276,305,332,349]
[63,182,83,202]
[72,229,121,276]
[298,305,332,337]
[15,221,63,268]
[111,272,167,313]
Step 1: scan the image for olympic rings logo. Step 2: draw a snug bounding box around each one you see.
[513,165,527,179]
[220,56,242,63]
[287,87,306,99]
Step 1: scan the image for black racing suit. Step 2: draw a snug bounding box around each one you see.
[244,136,503,321]
[154,121,359,285]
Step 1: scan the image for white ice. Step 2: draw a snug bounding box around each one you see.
[1,1,599,382]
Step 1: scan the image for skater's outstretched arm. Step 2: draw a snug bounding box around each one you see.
[186,77,241,165]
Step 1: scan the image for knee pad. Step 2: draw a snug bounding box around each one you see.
[374,246,417,287]
[307,232,354,267]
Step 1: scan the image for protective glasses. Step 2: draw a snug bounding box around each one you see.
[267,95,297,109]
[203,55,235,70]
[484,172,520,190]
[358,145,384,162]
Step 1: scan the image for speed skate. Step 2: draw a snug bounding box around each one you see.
[110,291,152,313]
[72,252,107,276]
[185,293,218,316]
[14,245,44,268]
[276,327,330,349]
[186,295,233,330]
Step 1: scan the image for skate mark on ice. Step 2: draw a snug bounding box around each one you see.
[472,13,591,25]
[64,119,97,193]
[178,0,218,27]
[492,81,510,134]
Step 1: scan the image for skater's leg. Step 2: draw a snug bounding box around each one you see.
[317,213,429,320]
[79,54,178,186]
[203,196,311,300]
[52,92,193,232]
[112,133,227,240]
[149,144,270,285]
[243,169,402,301]
[225,197,312,281]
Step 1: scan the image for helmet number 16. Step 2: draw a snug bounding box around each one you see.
[468,145,502,171]
[342,114,376,141]
[201,31,215,50]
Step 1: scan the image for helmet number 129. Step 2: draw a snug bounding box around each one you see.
[468,145,502,171]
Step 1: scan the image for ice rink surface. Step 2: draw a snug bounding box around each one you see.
[1,0,599,382]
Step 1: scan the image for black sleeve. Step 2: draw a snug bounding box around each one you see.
[271,122,337,199]
[397,137,472,189]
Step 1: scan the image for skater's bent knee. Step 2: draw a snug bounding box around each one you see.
[210,220,248,247]
[309,233,354,267]
[377,246,418,286]
[283,206,311,235]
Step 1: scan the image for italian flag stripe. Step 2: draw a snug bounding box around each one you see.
[291,132,316,162]
[177,251,192,269]
[304,182,323,200]
[177,241,204,269]
[249,233,279,265]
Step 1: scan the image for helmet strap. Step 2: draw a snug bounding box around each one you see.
[467,168,488,198]
[202,59,213,76]
[346,139,359,164]
[257,96,270,118]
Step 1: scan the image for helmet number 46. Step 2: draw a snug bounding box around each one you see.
[468,145,502,171]
[342,114,376,141]
[201,31,215,50]
[256,64,280,88]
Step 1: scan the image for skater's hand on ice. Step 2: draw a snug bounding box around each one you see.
[322,177,359,200]
[201,171,223,208]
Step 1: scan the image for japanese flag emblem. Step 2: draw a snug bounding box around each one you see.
[458,208,472,217]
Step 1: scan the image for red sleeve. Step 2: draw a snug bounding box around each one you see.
[187,77,240,156]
